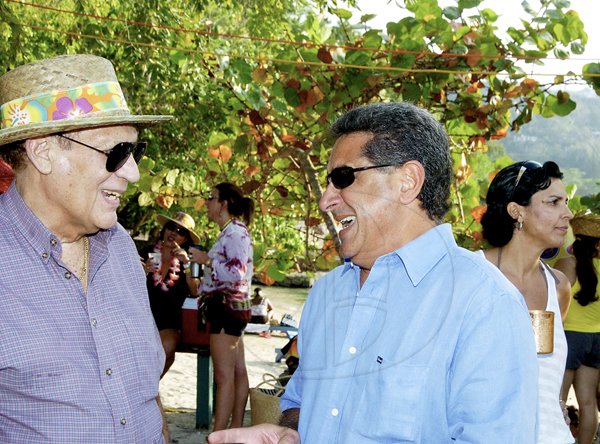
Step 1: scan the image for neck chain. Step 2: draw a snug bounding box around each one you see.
[80,236,90,292]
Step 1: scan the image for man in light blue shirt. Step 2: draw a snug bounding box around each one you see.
[210,102,538,443]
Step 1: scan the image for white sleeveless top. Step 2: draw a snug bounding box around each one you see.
[477,252,573,443]
[251,297,268,317]
[537,263,573,444]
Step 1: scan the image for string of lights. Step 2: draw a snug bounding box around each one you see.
[6,0,600,67]
[19,22,595,78]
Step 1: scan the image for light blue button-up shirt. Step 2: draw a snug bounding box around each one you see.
[281,224,538,443]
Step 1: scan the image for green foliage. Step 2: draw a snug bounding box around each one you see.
[1,0,598,279]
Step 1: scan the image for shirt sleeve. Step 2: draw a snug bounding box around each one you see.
[447,292,538,443]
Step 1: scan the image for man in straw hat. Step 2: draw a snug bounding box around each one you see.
[0,54,172,442]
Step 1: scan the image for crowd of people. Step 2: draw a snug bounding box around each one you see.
[0,53,599,444]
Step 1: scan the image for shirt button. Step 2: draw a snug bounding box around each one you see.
[50,239,57,246]
[105,368,112,376]
[331,408,339,416]
[41,252,49,259]
[348,346,357,355]
[64,271,72,279]
[91,318,97,327]
[120,417,127,425]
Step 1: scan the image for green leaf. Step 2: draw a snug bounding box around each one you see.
[331,8,352,20]
[177,172,196,192]
[570,42,585,55]
[165,168,180,185]
[360,14,377,23]
[582,63,600,94]
[458,0,483,10]
[138,192,154,207]
[267,264,287,281]
[442,6,460,20]
[480,8,498,23]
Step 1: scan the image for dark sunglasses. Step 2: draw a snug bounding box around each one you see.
[58,134,147,172]
[326,164,398,189]
[165,221,190,237]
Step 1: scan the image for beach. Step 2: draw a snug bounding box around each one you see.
[161,286,307,443]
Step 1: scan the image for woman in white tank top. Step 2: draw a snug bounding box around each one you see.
[479,160,574,443]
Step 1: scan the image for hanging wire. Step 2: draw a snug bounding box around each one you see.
[6,0,600,66]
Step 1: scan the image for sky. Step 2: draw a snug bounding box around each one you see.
[348,0,600,82]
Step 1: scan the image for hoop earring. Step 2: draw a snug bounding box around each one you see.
[516,220,523,231]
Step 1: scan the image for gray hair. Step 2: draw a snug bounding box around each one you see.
[330,102,451,222]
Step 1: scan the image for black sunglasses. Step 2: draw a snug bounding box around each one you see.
[58,134,147,172]
[326,164,398,189]
[165,221,190,237]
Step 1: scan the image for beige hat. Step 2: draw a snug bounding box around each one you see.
[571,214,600,238]
[157,211,200,244]
[0,54,172,147]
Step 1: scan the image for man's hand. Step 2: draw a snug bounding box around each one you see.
[207,424,300,444]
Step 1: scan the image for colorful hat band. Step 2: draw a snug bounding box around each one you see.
[1,81,129,130]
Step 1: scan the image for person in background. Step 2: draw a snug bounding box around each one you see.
[250,287,275,324]
[480,160,574,444]
[0,54,171,442]
[189,182,254,432]
[208,102,538,444]
[143,211,200,377]
[556,214,600,444]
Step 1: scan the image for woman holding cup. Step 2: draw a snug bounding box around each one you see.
[189,182,254,432]
[144,211,200,377]
[480,160,573,443]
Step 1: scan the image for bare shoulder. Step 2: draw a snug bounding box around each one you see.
[554,257,577,285]
[551,266,572,320]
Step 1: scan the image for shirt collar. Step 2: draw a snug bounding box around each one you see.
[3,181,115,257]
[341,224,454,286]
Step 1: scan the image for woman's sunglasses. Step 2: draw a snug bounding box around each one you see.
[164,222,190,237]
[58,134,147,172]
[326,164,397,189]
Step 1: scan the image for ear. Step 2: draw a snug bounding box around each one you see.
[395,161,425,205]
[24,137,53,175]
[506,202,523,222]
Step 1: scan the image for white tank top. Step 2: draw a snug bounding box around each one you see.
[537,263,573,444]
[477,251,573,443]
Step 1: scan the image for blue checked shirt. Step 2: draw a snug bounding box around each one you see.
[0,183,165,443]
[281,224,538,443]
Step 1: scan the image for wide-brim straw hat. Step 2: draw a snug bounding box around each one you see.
[157,211,200,244]
[571,214,600,238]
[0,54,172,147]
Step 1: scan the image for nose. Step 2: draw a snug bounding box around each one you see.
[319,181,340,212]
[116,153,141,183]
[565,205,574,220]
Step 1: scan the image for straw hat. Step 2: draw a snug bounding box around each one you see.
[571,214,600,238]
[0,54,172,147]
[157,211,200,244]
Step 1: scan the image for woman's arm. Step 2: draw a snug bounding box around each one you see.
[552,267,572,322]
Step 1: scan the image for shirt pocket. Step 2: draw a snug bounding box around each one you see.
[351,365,429,442]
